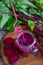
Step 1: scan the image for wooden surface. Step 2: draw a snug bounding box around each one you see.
[2,25,43,65]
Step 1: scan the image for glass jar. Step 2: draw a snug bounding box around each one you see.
[15,30,36,56]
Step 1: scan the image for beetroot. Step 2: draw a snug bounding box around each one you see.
[4,47,16,57]
[9,55,19,63]
[4,38,14,47]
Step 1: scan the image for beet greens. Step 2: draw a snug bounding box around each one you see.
[0,0,43,32]
[0,0,43,47]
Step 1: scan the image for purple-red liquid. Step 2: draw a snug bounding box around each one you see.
[18,33,34,46]
[15,31,36,55]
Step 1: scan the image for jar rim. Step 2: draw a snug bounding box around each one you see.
[15,30,36,50]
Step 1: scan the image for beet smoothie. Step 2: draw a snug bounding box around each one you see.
[15,30,36,56]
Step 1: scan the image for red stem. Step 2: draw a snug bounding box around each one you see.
[10,0,18,27]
